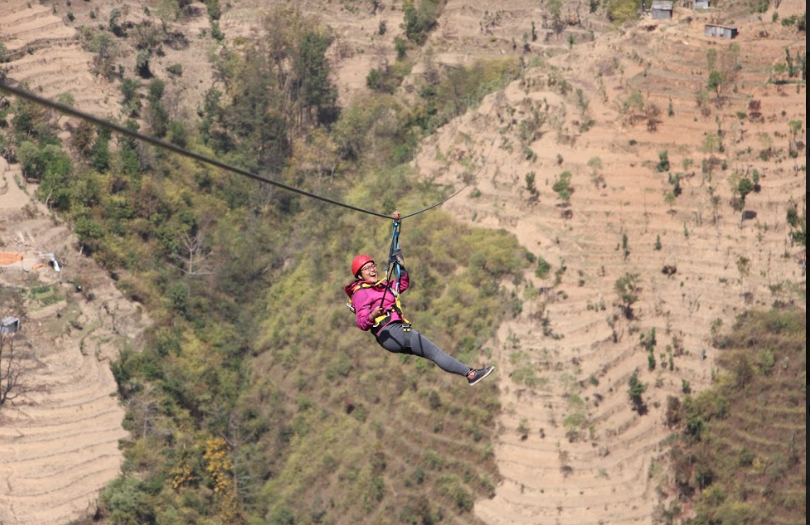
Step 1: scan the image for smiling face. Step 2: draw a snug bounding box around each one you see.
[358,261,377,281]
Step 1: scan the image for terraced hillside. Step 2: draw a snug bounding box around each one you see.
[0,155,150,525]
[0,0,120,118]
[0,1,804,524]
[414,6,806,524]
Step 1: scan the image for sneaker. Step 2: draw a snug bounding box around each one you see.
[467,366,495,386]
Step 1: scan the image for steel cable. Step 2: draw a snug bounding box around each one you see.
[0,81,471,220]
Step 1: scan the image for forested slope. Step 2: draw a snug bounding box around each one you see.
[1,4,531,524]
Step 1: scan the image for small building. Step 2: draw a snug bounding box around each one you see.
[681,0,710,8]
[1,317,20,335]
[652,1,674,19]
[704,23,738,39]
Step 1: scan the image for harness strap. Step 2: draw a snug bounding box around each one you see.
[402,322,412,350]
[371,319,412,351]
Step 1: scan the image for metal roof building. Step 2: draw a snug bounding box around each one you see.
[704,23,738,39]
[652,1,674,19]
[1,317,20,335]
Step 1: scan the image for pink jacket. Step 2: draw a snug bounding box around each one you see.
[343,271,410,332]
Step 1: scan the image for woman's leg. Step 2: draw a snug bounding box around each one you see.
[376,323,470,377]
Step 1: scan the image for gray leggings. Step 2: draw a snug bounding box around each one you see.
[375,322,470,377]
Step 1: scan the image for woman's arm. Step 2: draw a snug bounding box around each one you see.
[352,289,377,331]
[398,268,410,293]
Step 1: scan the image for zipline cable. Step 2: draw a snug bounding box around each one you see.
[0,81,469,220]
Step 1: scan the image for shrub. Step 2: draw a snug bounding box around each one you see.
[607,0,644,24]
[627,369,646,411]
[535,256,551,279]
[403,0,442,45]
[614,272,640,318]
[135,49,151,78]
[552,171,572,203]
[656,150,670,172]
[395,37,407,61]
[99,477,155,525]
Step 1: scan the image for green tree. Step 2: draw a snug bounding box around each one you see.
[552,171,572,205]
[395,37,408,61]
[70,119,95,158]
[736,177,754,228]
[109,8,124,36]
[17,141,46,181]
[737,178,754,210]
[664,191,676,210]
[621,233,629,260]
[121,78,141,114]
[706,48,717,72]
[707,70,725,104]
[36,145,74,209]
[402,0,440,45]
[99,477,155,525]
[615,272,640,318]
[627,369,646,412]
[547,0,564,38]
[136,49,152,78]
[535,256,551,279]
[295,30,338,121]
[223,49,290,170]
[91,127,112,172]
[656,150,670,172]
[89,32,119,78]
[588,156,604,187]
[205,0,221,20]
[54,92,75,125]
[11,95,48,141]
[525,171,539,203]
[145,79,168,137]
[788,119,803,142]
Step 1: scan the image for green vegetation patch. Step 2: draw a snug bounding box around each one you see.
[28,284,65,307]
[1,4,542,522]
[668,309,806,525]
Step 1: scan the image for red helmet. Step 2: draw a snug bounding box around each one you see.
[351,255,374,277]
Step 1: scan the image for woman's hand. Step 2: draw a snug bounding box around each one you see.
[370,306,385,320]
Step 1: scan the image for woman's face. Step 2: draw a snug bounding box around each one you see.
[358,262,377,281]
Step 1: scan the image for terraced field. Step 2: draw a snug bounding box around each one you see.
[0,157,150,525]
[414,6,805,524]
[0,0,120,117]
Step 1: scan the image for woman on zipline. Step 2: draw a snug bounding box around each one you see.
[344,252,495,386]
